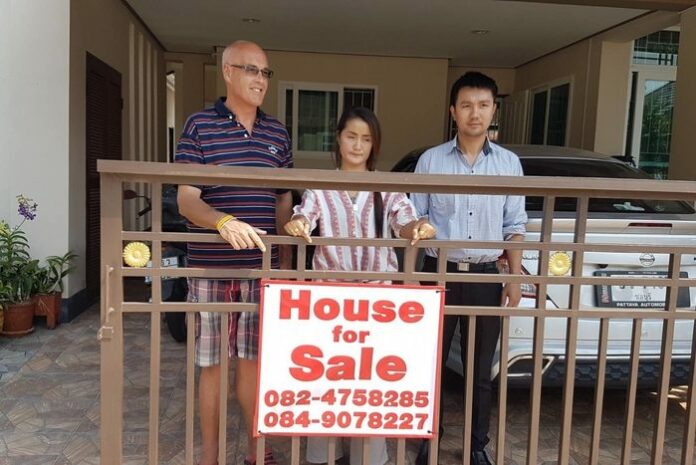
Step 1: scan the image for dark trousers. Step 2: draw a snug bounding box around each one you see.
[423,256,502,451]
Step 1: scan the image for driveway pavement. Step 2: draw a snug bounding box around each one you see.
[0,305,692,465]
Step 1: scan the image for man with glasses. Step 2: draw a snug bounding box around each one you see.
[176,40,292,465]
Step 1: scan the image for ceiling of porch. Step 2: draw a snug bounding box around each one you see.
[125,0,652,67]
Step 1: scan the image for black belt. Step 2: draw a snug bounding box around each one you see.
[424,255,498,273]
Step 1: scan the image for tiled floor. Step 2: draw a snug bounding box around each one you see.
[1,305,694,465]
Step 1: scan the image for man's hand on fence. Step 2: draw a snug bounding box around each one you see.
[218,217,267,252]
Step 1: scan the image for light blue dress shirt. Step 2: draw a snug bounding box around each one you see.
[411,138,527,263]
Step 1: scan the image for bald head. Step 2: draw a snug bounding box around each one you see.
[221,40,270,113]
[222,40,265,67]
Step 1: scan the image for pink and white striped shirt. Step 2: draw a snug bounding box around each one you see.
[293,190,419,276]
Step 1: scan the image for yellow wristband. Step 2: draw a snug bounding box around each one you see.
[215,214,235,231]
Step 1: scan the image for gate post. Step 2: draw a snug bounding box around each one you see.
[99,172,124,465]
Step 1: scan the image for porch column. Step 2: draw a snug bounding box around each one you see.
[668,6,696,180]
[593,41,633,156]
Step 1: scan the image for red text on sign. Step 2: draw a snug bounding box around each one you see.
[289,345,407,382]
[279,290,424,324]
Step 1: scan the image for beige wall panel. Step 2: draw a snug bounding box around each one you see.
[263,51,449,170]
[205,64,218,105]
[669,7,696,180]
[581,38,603,151]
[593,41,632,155]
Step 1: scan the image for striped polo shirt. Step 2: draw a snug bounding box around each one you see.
[175,98,293,269]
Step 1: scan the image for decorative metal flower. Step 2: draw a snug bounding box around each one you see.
[122,242,151,268]
[549,251,572,276]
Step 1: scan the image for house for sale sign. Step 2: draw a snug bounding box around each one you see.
[254,280,444,438]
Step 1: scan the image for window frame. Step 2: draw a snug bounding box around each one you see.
[632,29,680,67]
[527,77,573,146]
[627,64,677,178]
[278,81,379,159]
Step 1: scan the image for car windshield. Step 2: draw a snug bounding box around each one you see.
[521,158,695,214]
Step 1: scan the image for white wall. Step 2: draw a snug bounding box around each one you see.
[0,0,71,265]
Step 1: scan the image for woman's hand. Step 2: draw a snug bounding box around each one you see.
[410,220,436,246]
[284,216,312,243]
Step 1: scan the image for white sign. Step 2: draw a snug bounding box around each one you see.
[254,280,444,438]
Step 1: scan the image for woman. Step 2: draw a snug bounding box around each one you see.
[284,107,436,465]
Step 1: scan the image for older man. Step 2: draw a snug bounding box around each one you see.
[176,40,292,465]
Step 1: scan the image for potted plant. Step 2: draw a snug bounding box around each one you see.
[0,281,9,332]
[0,195,40,337]
[33,251,77,329]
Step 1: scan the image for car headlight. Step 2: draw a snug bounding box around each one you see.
[549,251,571,276]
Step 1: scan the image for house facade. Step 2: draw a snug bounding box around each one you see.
[2,0,695,318]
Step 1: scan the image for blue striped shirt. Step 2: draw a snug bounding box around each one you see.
[411,138,527,263]
[175,98,293,269]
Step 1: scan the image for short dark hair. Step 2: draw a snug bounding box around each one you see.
[449,71,498,107]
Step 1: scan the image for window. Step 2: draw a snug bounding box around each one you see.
[344,88,375,111]
[279,83,377,156]
[529,82,570,146]
[633,30,680,67]
[627,30,678,179]
[637,80,675,179]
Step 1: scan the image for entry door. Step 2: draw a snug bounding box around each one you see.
[629,65,676,179]
[85,53,122,304]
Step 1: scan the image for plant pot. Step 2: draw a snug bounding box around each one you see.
[33,292,61,329]
[1,300,35,337]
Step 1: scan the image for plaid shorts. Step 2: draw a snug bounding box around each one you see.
[187,278,261,367]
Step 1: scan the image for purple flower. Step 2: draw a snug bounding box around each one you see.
[16,194,38,222]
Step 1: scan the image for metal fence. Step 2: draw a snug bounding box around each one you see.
[98,160,696,465]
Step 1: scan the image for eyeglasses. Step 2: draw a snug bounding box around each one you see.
[226,63,274,79]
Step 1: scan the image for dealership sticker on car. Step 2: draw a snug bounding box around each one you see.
[594,270,690,308]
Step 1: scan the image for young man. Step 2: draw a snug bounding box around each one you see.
[175,40,293,465]
[411,72,527,465]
